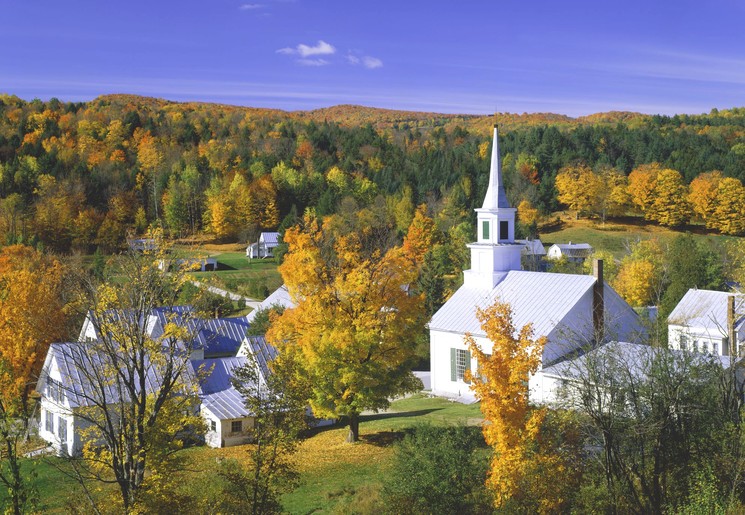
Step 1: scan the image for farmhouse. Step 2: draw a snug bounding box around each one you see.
[546,242,594,262]
[246,231,280,259]
[429,126,643,402]
[667,289,745,356]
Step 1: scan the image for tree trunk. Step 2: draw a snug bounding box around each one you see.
[346,413,360,443]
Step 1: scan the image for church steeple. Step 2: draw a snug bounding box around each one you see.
[462,124,521,288]
[482,125,510,210]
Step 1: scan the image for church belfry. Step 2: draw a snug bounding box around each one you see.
[462,125,522,287]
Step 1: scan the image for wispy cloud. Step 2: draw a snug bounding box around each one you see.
[297,58,330,67]
[346,52,383,69]
[239,3,263,10]
[277,40,336,57]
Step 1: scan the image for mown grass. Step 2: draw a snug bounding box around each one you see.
[10,395,483,514]
[541,216,736,259]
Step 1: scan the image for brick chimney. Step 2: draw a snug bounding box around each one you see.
[593,259,604,344]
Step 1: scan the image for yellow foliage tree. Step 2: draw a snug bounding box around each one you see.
[627,163,662,215]
[555,164,602,218]
[711,177,745,235]
[612,258,659,307]
[517,199,540,226]
[267,209,426,443]
[466,302,577,513]
[648,168,691,226]
[688,171,723,227]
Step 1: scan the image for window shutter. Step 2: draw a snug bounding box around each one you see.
[450,348,456,381]
[464,350,471,384]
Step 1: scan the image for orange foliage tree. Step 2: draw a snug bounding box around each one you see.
[465,301,580,513]
[267,209,426,443]
[628,164,690,226]
[688,171,723,227]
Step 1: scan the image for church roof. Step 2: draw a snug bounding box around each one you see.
[481,126,511,210]
[429,270,596,338]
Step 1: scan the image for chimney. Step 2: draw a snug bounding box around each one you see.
[593,259,604,344]
[728,295,736,357]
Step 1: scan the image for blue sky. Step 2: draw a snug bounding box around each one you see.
[1,0,744,116]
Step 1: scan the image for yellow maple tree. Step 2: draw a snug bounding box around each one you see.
[555,164,603,218]
[267,209,426,443]
[711,177,745,235]
[688,171,723,227]
[465,301,578,513]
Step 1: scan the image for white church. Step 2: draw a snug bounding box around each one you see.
[428,126,644,402]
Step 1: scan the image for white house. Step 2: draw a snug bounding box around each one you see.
[247,232,280,259]
[516,238,546,258]
[667,289,745,356]
[547,242,594,262]
[428,126,643,403]
[529,341,735,407]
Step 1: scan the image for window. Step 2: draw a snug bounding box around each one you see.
[58,416,67,444]
[210,420,217,432]
[450,348,471,382]
[47,378,65,404]
[499,220,509,240]
[231,420,242,433]
[680,334,687,351]
[722,337,729,355]
[713,341,719,355]
[482,221,489,240]
[45,410,53,433]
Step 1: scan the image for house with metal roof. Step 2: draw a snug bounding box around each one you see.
[246,231,281,259]
[429,126,644,403]
[546,242,594,262]
[667,289,745,356]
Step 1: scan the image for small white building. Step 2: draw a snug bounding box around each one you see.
[429,126,643,403]
[247,232,280,259]
[667,289,745,356]
[516,238,546,258]
[547,242,594,262]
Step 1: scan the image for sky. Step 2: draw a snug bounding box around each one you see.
[1,0,744,116]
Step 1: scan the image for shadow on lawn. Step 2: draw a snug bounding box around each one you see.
[360,408,442,423]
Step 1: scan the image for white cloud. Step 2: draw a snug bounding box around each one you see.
[297,58,330,67]
[346,52,383,70]
[297,40,336,57]
[239,3,263,9]
[362,56,383,69]
[278,40,336,58]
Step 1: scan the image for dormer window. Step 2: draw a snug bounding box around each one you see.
[482,221,490,240]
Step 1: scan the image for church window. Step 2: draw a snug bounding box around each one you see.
[451,348,471,382]
[482,221,489,240]
[499,221,509,240]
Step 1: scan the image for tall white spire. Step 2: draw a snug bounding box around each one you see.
[482,125,511,210]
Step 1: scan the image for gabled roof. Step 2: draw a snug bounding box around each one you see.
[429,270,596,338]
[149,307,248,357]
[541,341,733,381]
[516,239,546,256]
[242,335,278,381]
[192,357,252,420]
[549,243,594,258]
[260,232,280,246]
[245,285,295,324]
[41,342,196,409]
[668,289,745,332]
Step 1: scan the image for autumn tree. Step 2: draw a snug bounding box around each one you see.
[58,239,207,512]
[628,164,691,226]
[0,246,72,515]
[710,177,745,235]
[267,204,426,443]
[555,164,602,218]
[465,301,580,513]
[688,171,723,226]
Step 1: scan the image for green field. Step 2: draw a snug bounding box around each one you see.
[541,217,736,259]
[7,395,483,514]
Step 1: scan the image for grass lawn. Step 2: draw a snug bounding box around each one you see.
[541,215,736,259]
[12,395,483,514]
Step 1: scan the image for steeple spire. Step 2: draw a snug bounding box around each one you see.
[482,125,510,210]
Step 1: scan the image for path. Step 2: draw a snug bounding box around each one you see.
[190,281,262,310]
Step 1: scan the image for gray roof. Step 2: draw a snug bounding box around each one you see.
[242,335,278,382]
[516,239,546,256]
[246,285,295,324]
[550,243,594,258]
[260,232,280,246]
[668,289,745,332]
[192,357,253,420]
[541,341,733,381]
[42,342,196,409]
[149,308,248,357]
[430,270,596,338]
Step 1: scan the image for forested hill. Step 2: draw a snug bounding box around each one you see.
[1,92,745,256]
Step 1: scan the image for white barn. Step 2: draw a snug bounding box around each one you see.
[429,126,643,403]
[667,289,745,356]
[547,242,594,262]
[247,232,280,259]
